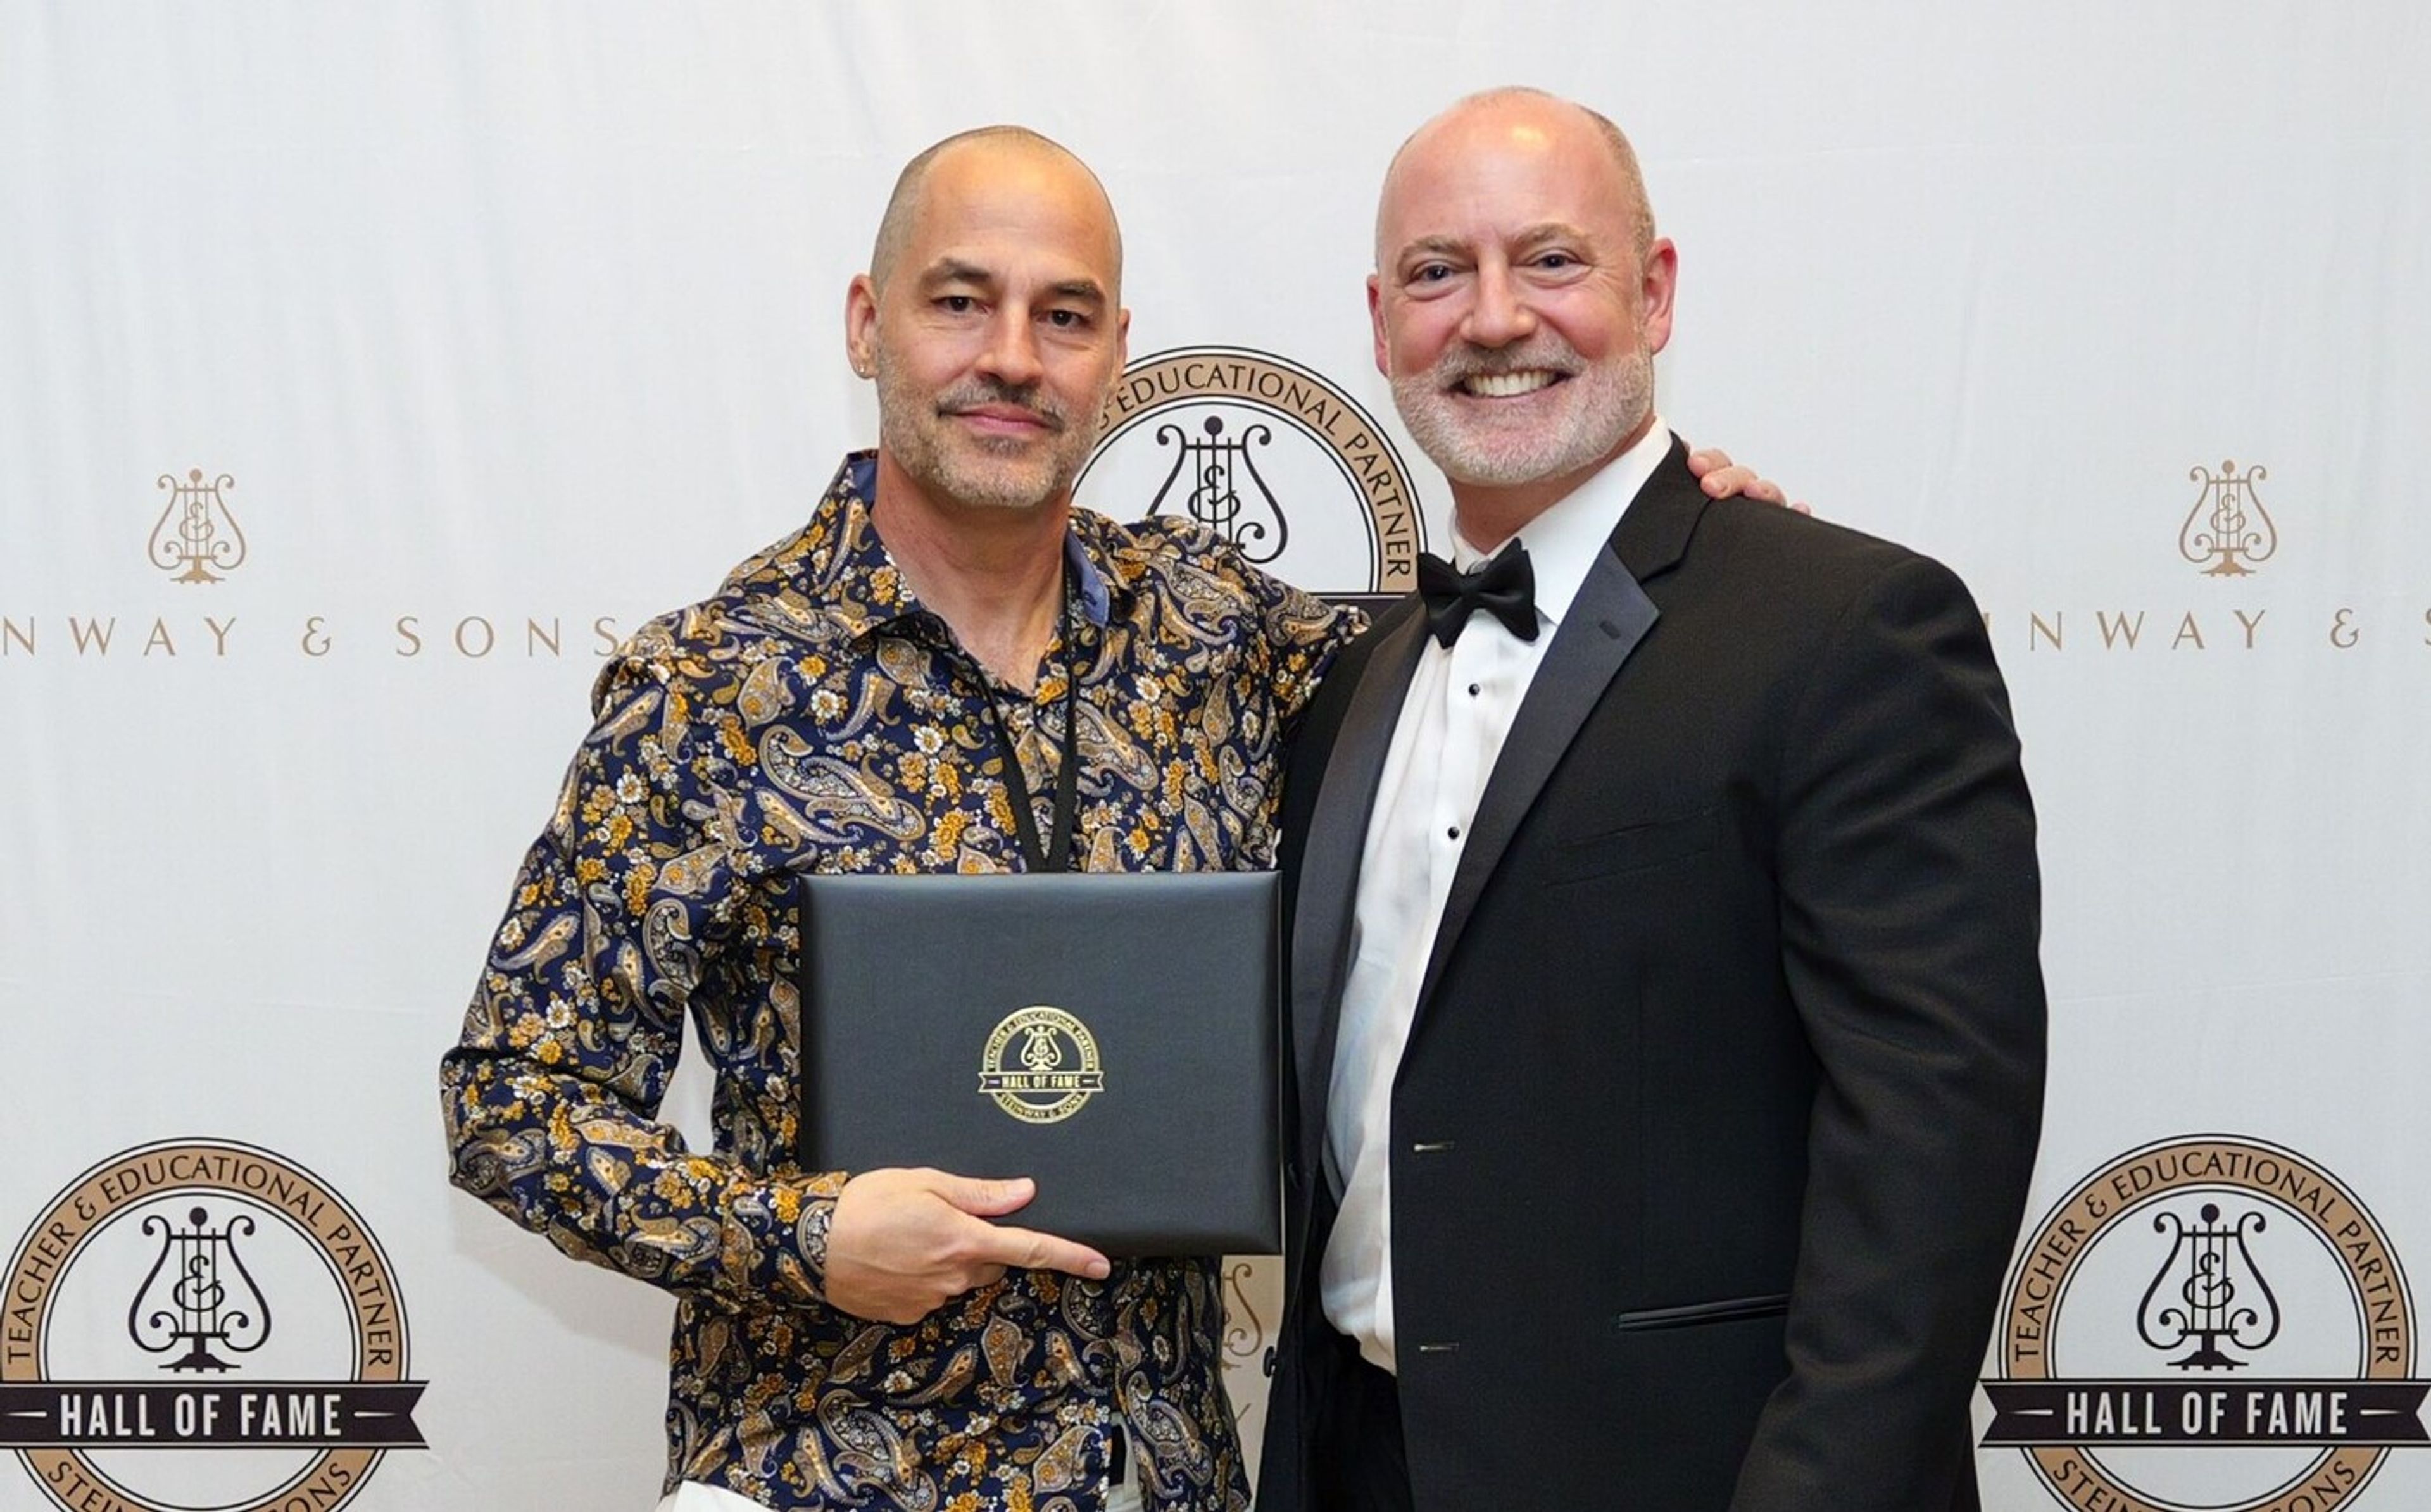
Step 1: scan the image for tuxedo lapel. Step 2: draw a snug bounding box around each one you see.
[1412,550,1659,1013]
[1410,442,1712,1016]
[1291,602,1429,1143]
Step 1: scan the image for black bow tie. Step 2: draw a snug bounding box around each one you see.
[1417,541,1539,648]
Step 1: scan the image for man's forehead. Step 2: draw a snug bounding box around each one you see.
[902,145,1119,272]
[1397,105,1608,196]
[900,235,1114,298]
[927,133,1076,189]
[1380,103,1633,249]
[1400,91,1604,170]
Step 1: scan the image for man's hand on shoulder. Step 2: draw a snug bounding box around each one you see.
[824,1167,1111,1326]
[1687,446,1810,515]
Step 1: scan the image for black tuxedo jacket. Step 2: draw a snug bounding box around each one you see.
[1259,443,2046,1511]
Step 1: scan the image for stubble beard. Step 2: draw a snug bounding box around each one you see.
[1391,335,1654,489]
[873,351,1102,513]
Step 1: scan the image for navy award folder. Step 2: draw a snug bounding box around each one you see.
[796,870,1281,1256]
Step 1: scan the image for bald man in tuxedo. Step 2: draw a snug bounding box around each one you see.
[1260,89,2045,1511]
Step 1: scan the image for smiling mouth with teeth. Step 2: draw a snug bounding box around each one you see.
[1458,370,1563,398]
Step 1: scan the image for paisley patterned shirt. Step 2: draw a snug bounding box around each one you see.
[441,453,1357,1511]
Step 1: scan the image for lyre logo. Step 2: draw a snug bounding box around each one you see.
[130,1205,272,1373]
[2140,1201,2280,1370]
[2180,460,2278,577]
[1152,415,1289,565]
[147,470,248,584]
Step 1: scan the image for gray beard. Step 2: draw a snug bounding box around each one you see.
[1392,346,1652,489]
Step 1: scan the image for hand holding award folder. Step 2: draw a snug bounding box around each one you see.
[823,1167,1111,1326]
[797,871,1282,1276]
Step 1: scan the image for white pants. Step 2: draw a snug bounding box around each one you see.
[655,1465,1143,1511]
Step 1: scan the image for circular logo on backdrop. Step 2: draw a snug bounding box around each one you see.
[1,1139,425,1512]
[1984,1135,2427,1512]
[977,1006,1105,1124]
[1079,346,1427,606]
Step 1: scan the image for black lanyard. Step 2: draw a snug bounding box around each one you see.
[975,561,1083,873]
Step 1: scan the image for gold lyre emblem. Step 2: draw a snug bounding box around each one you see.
[2178,460,2277,577]
[977,1006,1105,1124]
[148,468,248,584]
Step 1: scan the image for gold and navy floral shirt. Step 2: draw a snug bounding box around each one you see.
[441,453,1356,1511]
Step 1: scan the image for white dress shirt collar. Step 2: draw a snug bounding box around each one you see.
[1450,417,1674,630]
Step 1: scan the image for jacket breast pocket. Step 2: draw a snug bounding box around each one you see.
[1543,808,1719,887]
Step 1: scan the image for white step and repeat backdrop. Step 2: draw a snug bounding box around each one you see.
[4,4,2427,1509]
